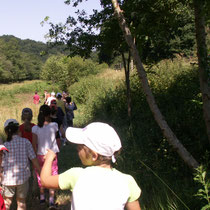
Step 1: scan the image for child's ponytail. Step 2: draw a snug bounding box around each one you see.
[4,120,19,142]
[38,105,51,127]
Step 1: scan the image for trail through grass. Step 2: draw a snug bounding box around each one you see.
[0,80,75,209]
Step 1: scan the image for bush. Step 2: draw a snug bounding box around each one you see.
[41,55,108,90]
[67,58,208,209]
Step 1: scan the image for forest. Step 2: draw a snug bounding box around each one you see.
[0,35,66,82]
[0,0,209,209]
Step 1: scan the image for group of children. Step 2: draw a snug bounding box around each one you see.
[0,91,141,210]
[44,91,77,128]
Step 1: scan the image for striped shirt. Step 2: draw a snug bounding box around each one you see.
[2,135,36,186]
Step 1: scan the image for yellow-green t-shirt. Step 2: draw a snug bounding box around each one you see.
[59,166,141,210]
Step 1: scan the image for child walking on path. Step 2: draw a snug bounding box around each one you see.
[41,122,141,210]
[19,108,35,143]
[1,119,40,210]
[32,105,59,208]
[33,91,40,105]
[65,96,77,127]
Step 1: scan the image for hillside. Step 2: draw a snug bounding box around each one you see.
[0,35,66,83]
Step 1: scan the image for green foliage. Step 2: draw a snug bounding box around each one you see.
[48,0,196,66]
[66,58,209,209]
[125,0,196,63]
[194,164,210,210]
[0,35,66,83]
[41,55,108,90]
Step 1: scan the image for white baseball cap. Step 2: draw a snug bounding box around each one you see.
[51,92,55,96]
[4,119,19,128]
[66,122,122,161]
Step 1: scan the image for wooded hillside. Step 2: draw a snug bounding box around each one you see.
[0,35,66,82]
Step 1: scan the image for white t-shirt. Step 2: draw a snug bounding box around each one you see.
[46,96,56,106]
[32,122,59,155]
[59,166,141,210]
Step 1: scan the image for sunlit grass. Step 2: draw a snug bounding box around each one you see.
[0,80,53,140]
[0,93,41,140]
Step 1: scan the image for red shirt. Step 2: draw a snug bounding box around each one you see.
[33,94,40,104]
[19,123,35,143]
[0,194,5,210]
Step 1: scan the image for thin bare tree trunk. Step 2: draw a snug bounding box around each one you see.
[193,0,210,144]
[122,51,131,120]
[111,0,199,169]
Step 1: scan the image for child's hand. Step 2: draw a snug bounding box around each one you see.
[44,149,56,161]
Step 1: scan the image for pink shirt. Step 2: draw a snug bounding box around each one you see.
[33,94,40,104]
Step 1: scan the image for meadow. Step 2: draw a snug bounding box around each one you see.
[0,59,209,209]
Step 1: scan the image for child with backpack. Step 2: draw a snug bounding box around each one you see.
[41,122,141,210]
[1,119,40,210]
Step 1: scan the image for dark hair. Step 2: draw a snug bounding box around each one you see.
[82,145,120,166]
[5,123,19,141]
[38,105,51,127]
[66,96,72,104]
[21,108,33,132]
[56,94,62,99]
[50,105,57,115]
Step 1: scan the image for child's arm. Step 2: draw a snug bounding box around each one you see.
[31,157,41,175]
[32,133,38,154]
[60,124,65,138]
[0,151,3,166]
[125,200,141,210]
[40,149,60,189]
[0,151,4,185]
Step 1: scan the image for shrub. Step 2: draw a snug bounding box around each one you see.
[41,55,107,90]
[67,58,207,209]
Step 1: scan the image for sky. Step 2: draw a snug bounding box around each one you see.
[0,0,102,43]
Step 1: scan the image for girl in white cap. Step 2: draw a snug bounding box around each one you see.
[41,122,141,210]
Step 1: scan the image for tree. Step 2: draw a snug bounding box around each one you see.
[111,0,199,169]
[98,16,133,119]
[46,0,200,169]
[193,0,210,144]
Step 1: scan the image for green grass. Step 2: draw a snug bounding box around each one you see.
[0,57,207,209]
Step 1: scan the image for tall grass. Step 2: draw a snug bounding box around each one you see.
[66,58,206,209]
[0,58,207,209]
[0,80,57,140]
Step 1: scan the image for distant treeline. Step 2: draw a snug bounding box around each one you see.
[0,35,66,83]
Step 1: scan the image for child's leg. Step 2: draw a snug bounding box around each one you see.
[49,189,55,206]
[16,197,26,210]
[2,185,14,209]
[40,187,45,202]
[16,181,29,210]
[49,155,59,206]
[4,197,12,210]
[35,155,46,202]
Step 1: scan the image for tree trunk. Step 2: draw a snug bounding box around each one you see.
[122,51,132,120]
[111,0,199,169]
[193,0,210,144]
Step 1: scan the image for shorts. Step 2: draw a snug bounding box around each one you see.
[2,181,29,199]
[35,154,58,187]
